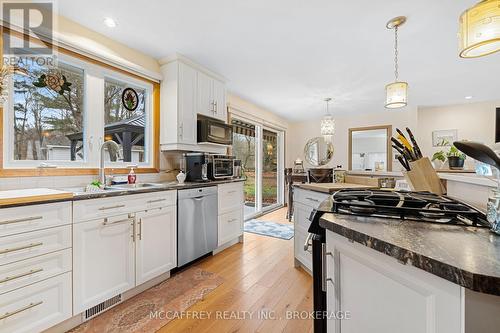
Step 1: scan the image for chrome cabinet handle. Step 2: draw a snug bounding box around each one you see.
[303,233,313,251]
[214,101,218,114]
[0,268,43,284]
[228,218,238,223]
[306,197,319,203]
[147,199,166,204]
[0,242,43,255]
[138,218,143,240]
[0,301,43,320]
[98,204,125,211]
[103,217,133,226]
[0,216,43,226]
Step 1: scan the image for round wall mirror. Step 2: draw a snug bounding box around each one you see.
[304,137,334,166]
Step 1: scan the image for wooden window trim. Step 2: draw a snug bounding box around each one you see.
[0,27,160,177]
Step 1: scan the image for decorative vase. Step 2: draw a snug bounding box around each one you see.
[448,156,464,170]
[176,170,186,184]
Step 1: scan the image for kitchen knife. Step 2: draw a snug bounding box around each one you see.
[397,134,417,161]
[405,127,422,159]
[397,155,411,171]
[392,144,412,161]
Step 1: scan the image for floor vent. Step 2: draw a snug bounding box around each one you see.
[84,294,122,320]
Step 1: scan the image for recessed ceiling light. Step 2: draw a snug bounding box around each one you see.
[104,17,117,28]
[465,96,473,100]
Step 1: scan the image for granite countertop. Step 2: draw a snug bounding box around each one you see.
[0,178,245,208]
[319,213,500,296]
[294,182,375,194]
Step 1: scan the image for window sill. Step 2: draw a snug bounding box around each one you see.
[0,167,160,178]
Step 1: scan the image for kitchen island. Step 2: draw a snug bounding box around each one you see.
[320,213,500,333]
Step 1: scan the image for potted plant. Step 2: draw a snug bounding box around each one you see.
[431,141,466,170]
[446,145,466,170]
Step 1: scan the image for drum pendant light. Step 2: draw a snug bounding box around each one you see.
[385,16,408,109]
[320,98,335,142]
[459,0,500,58]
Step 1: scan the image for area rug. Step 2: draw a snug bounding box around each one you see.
[69,267,223,333]
[244,220,294,240]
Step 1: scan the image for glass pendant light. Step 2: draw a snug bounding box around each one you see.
[320,98,335,142]
[459,0,500,58]
[385,16,408,109]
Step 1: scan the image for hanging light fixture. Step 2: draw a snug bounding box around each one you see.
[385,16,408,109]
[320,98,335,142]
[459,0,500,58]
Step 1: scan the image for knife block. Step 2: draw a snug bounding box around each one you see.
[404,157,445,195]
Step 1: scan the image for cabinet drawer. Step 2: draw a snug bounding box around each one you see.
[73,191,177,223]
[0,202,71,238]
[294,188,329,208]
[0,249,71,295]
[218,182,244,214]
[218,208,243,246]
[0,272,72,333]
[294,202,314,232]
[141,190,177,210]
[0,225,71,266]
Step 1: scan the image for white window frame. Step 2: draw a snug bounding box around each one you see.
[101,71,153,168]
[2,52,154,169]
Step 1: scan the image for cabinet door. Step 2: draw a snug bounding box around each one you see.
[212,78,226,121]
[196,71,214,118]
[73,215,135,314]
[328,231,461,333]
[135,206,177,285]
[178,62,197,144]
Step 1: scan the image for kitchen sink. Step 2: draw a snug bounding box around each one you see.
[107,183,165,190]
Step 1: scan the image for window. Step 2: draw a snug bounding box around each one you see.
[3,45,156,171]
[104,78,147,163]
[12,61,85,162]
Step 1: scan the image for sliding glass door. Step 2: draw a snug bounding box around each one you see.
[232,118,283,219]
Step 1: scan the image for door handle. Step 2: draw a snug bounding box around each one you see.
[103,217,134,226]
[0,216,43,226]
[303,233,313,251]
[0,268,43,284]
[138,218,142,240]
[98,204,125,211]
[0,242,43,255]
[0,301,43,320]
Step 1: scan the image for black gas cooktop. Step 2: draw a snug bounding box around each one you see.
[328,189,489,227]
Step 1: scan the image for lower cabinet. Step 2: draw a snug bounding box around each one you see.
[0,272,72,333]
[325,230,462,333]
[73,214,136,314]
[217,182,244,246]
[135,206,177,285]
[73,196,177,314]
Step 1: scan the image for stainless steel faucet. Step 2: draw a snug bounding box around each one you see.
[99,140,122,185]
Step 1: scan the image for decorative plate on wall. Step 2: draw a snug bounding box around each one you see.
[122,87,139,111]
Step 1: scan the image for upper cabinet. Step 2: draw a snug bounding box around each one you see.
[159,55,227,153]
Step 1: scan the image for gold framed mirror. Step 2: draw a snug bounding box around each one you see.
[348,125,392,172]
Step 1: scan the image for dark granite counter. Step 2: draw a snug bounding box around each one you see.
[319,213,500,296]
[71,178,245,200]
[0,178,245,208]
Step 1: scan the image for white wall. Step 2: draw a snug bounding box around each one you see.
[287,107,417,171]
[417,100,498,159]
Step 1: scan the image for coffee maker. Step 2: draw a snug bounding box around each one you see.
[183,153,209,182]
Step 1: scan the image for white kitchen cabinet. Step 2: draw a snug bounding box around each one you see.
[197,71,226,121]
[217,182,244,246]
[135,206,177,285]
[0,272,72,333]
[73,214,136,314]
[177,62,197,145]
[159,54,227,153]
[293,188,329,273]
[325,230,462,333]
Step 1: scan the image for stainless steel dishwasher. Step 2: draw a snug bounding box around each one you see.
[177,186,218,267]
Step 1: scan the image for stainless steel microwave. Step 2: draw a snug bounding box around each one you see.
[197,115,233,145]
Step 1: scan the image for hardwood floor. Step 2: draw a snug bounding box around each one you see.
[158,207,313,333]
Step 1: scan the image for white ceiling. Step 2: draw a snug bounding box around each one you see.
[58,0,500,121]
